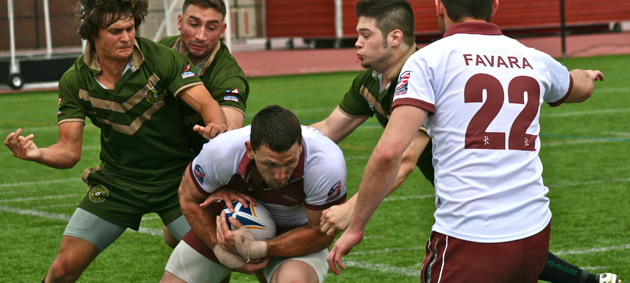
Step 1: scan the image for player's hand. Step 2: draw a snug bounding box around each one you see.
[216,211,241,253]
[320,202,353,235]
[327,228,364,275]
[233,226,268,261]
[4,128,42,161]
[233,257,270,275]
[586,70,604,81]
[193,123,227,140]
[199,188,257,212]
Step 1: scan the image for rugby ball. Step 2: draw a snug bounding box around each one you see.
[222,201,276,240]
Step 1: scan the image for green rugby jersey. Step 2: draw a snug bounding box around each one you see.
[338,44,417,128]
[57,37,203,191]
[160,36,249,153]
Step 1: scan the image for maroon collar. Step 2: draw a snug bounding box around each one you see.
[236,141,306,185]
[443,22,503,38]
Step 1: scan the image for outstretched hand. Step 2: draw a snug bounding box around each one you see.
[326,228,364,275]
[193,123,227,140]
[586,70,604,81]
[4,128,41,161]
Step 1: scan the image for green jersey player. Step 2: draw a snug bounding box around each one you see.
[4,0,226,282]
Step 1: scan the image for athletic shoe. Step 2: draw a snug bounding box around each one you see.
[599,273,621,283]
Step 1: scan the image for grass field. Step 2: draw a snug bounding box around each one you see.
[0,54,628,282]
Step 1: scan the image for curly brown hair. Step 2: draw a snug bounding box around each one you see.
[74,0,148,43]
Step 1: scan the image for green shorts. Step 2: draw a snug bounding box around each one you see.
[78,166,184,230]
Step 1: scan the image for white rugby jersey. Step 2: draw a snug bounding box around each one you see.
[393,22,572,243]
[189,125,347,229]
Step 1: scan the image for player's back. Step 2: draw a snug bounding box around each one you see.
[396,22,572,243]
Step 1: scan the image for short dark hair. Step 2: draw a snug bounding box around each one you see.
[75,0,148,44]
[440,0,494,22]
[355,0,415,46]
[250,105,302,153]
[183,0,226,19]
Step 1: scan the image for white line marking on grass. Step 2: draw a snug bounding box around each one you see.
[351,246,424,255]
[35,203,77,209]
[0,194,77,203]
[343,260,420,277]
[0,205,165,236]
[0,178,81,188]
[383,194,434,201]
[0,190,36,195]
[547,177,630,188]
[542,108,630,118]
[554,244,630,256]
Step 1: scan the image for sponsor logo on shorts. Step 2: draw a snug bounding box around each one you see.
[88,184,109,203]
[395,71,411,96]
[326,180,343,202]
[194,164,206,184]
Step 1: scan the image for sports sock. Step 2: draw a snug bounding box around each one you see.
[538,252,598,283]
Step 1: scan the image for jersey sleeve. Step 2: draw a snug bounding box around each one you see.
[206,55,249,113]
[188,135,240,195]
[149,39,203,98]
[392,52,437,114]
[57,64,87,124]
[338,71,376,117]
[302,131,347,210]
[534,49,572,106]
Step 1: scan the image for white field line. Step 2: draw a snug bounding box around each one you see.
[0,178,81,189]
[0,194,77,203]
[343,259,420,277]
[542,108,630,118]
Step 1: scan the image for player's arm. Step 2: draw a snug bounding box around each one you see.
[310,107,368,143]
[178,164,220,248]
[222,107,245,130]
[320,130,429,235]
[218,206,335,260]
[4,121,84,169]
[564,69,604,103]
[179,84,227,139]
[327,105,428,275]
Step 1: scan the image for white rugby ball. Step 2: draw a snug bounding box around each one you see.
[222,201,276,240]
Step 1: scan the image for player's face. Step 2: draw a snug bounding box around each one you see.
[355,17,391,72]
[178,4,226,65]
[248,142,302,190]
[93,15,136,62]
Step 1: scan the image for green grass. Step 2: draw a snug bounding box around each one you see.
[1,54,628,282]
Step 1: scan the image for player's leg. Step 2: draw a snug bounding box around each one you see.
[45,208,126,282]
[416,138,434,186]
[161,230,232,283]
[264,249,328,283]
[163,215,191,248]
[539,252,621,283]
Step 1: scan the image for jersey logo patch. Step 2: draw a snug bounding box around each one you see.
[193,164,206,184]
[326,180,343,202]
[223,95,239,102]
[225,88,239,94]
[395,71,411,96]
[181,64,195,79]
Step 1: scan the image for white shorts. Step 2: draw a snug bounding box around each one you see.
[165,241,328,283]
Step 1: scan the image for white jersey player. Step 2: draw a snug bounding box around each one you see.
[162,105,347,283]
[327,0,604,282]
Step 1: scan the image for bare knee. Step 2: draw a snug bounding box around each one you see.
[47,256,82,283]
[270,260,319,283]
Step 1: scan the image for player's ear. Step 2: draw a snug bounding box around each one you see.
[389,29,403,47]
[177,14,183,31]
[245,141,255,159]
[435,0,445,19]
[492,0,499,17]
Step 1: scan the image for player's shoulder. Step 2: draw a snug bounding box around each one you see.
[301,126,344,162]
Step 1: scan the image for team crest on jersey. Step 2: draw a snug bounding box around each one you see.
[87,184,109,203]
[145,88,165,104]
[326,180,343,202]
[193,164,206,184]
[395,71,411,96]
[181,64,195,79]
